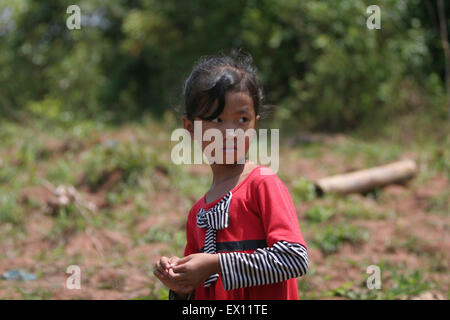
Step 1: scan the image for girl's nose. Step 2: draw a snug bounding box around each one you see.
[224,128,237,139]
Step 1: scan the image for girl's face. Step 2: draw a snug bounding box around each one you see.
[183,90,260,164]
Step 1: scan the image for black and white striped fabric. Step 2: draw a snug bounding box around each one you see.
[218,240,309,290]
[196,191,232,287]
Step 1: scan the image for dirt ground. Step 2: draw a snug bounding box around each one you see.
[0,127,448,300]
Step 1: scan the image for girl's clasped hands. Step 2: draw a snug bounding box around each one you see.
[154,253,220,295]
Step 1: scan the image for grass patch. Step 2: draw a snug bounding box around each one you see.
[331,139,403,168]
[330,269,434,300]
[79,141,155,191]
[46,205,90,238]
[426,191,450,215]
[0,193,24,225]
[15,287,53,300]
[305,205,335,223]
[142,226,173,244]
[45,159,79,185]
[311,223,370,254]
[292,177,317,202]
[169,165,210,199]
[135,283,169,300]
[339,198,396,220]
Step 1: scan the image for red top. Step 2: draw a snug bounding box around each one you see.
[184,165,307,300]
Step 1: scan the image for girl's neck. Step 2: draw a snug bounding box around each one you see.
[209,158,252,187]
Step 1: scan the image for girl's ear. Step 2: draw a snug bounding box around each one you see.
[255,114,261,122]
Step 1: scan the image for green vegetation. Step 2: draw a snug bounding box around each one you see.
[1,0,447,130]
[305,205,335,223]
[330,270,435,300]
[311,224,370,254]
[0,194,24,225]
[293,178,317,202]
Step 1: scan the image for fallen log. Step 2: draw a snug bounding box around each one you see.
[314,159,418,195]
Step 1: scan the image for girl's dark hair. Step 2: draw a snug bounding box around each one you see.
[182,49,267,121]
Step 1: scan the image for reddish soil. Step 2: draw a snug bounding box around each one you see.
[0,133,448,300]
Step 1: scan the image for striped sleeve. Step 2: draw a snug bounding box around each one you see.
[218,240,309,291]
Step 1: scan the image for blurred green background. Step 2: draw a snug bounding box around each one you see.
[1,0,448,129]
[0,0,449,300]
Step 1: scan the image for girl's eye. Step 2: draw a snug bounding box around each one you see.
[239,117,249,123]
[211,117,222,123]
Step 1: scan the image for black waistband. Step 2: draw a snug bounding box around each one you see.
[200,239,267,253]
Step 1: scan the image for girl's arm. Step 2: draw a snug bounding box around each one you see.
[168,243,308,292]
[218,240,308,290]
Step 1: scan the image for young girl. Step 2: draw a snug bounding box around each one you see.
[154,50,308,300]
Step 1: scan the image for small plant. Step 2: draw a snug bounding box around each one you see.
[330,269,434,300]
[136,282,169,300]
[80,141,152,191]
[48,205,86,237]
[426,191,450,215]
[143,226,173,243]
[0,193,24,225]
[305,205,334,223]
[384,270,433,299]
[17,141,39,167]
[46,160,77,185]
[170,166,210,200]
[293,178,317,202]
[431,146,450,179]
[311,224,370,254]
[170,230,187,254]
[15,287,53,300]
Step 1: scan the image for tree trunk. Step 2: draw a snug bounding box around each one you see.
[315,159,418,195]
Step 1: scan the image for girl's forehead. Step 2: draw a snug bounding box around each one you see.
[222,91,254,113]
[191,90,256,121]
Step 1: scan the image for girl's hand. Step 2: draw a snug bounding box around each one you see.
[154,256,179,276]
[154,256,191,294]
[169,253,221,293]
